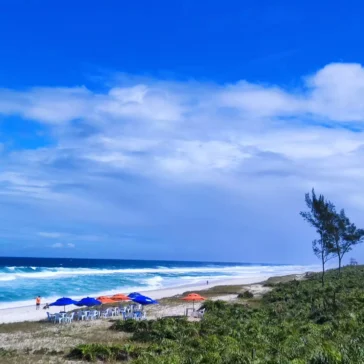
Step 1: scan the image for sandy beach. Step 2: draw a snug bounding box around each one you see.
[0,275,275,324]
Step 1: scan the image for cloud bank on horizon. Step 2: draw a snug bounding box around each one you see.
[1,62,364,263]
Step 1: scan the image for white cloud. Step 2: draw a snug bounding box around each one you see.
[1,63,364,125]
[0,63,364,192]
[2,62,364,262]
[67,243,75,248]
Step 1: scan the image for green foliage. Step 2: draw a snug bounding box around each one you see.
[300,189,337,285]
[329,209,364,272]
[0,348,15,358]
[70,266,364,363]
[68,343,143,362]
[300,189,364,283]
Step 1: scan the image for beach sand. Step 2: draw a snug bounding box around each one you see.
[0,275,275,324]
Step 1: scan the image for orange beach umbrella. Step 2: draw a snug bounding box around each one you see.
[111,294,130,302]
[181,293,206,310]
[97,296,117,304]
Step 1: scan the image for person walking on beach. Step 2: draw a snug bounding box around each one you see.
[35,296,41,310]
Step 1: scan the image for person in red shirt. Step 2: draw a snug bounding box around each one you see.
[35,296,41,310]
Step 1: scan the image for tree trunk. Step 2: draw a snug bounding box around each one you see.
[321,252,325,287]
[320,232,325,286]
[338,256,342,274]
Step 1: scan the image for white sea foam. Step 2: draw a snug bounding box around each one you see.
[0,264,319,281]
[0,275,16,281]
[142,276,164,289]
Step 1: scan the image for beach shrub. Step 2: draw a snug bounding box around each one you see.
[237,290,254,299]
[0,348,15,358]
[68,343,143,362]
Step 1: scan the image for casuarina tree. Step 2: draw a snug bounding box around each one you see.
[300,189,335,286]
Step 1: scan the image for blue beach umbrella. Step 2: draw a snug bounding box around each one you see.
[49,297,78,312]
[128,292,142,299]
[131,294,158,306]
[76,297,101,307]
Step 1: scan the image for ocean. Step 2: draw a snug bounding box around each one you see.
[0,257,315,309]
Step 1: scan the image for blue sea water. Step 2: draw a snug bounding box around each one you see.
[0,257,314,308]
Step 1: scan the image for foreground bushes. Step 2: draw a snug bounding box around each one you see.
[70,266,364,363]
[68,343,144,362]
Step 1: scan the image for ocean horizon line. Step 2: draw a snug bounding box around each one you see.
[0,255,298,266]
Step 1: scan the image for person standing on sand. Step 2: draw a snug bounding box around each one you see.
[35,296,41,310]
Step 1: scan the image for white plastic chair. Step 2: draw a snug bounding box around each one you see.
[46,312,55,322]
[192,308,205,318]
[65,312,75,323]
[101,309,109,318]
[77,311,87,321]
[54,313,64,324]
[111,308,117,317]
[88,310,98,320]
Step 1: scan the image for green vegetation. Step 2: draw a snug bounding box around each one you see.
[300,189,364,284]
[68,343,144,362]
[68,266,364,363]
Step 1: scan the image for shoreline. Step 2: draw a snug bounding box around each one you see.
[0,275,279,324]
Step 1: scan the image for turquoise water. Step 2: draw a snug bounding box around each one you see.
[0,257,314,308]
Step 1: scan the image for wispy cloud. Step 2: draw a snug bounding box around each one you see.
[50,242,63,248]
[50,242,75,249]
[38,232,63,239]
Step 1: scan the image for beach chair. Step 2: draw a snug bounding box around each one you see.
[65,312,75,324]
[46,312,55,322]
[88,310,98,320]
[101,309,110,318]
[76,311,87,321]
[54,313,64,324]
[192,308,205,318]
[135,311,146,320]
[110,308,117,317]
[124,311,133,320]
[133,311,144,320]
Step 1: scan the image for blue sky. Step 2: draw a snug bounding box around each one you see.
[1,0,364,263]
